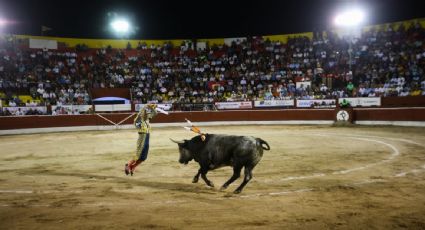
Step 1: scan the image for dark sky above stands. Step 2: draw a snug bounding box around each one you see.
[0,0,424,39]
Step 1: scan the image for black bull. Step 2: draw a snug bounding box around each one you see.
[171,134,270,194]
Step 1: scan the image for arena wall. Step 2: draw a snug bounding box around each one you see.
[381,96,425,107]
[1,108,424,135]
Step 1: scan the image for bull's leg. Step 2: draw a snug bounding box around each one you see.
[200,168,214,187]
[220,165,242,191]
[192,169,201,183]
[234,166,253,194]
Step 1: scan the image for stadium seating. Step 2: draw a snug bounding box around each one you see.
[0,20,424,116]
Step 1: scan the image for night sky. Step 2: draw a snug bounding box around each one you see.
[1,0,424,39]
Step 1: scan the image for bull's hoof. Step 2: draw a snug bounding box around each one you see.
[233,189,241,194]
[220,185,228,191]
[192,178,199,183]
[207,182,214,187]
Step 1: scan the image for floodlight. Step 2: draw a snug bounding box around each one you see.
[334,9,365,27]
[0,18,7,27]
[111,19,130,33]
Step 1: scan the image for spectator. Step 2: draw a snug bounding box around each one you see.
[346,82,354,97]
[1,20,424,117]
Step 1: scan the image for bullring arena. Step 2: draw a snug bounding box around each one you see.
[1,109,425,229]
[1,4,425,228]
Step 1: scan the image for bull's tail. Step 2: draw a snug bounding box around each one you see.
[257,138,270,150]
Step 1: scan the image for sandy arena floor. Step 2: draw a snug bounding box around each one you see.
[0,125,425,229]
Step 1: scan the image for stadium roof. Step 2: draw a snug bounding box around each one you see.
[1,0,425,39]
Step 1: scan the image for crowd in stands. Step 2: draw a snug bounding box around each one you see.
[1,20,425,116]
[0,106,46,116]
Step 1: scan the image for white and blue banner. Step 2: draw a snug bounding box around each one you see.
[339,97,381,107]
[135,103,173,112]
[296,99,336,108]
[254,100,294,107]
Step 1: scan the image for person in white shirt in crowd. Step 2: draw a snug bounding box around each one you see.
[9,101,17,107]
[1,23,425,116]
[15,108,24,116]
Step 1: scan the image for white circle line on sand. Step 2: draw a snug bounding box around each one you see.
[332,137,400,175]
[0,200,188,208]
[311,133,425,178]
[394,164,425,177]
[239,134,425,199]
[0,190,33,194]
[311,132,425,148]
[239,163,425,200]
[0,133,423,202]
[271,134,400,182]
[226,188,315,199]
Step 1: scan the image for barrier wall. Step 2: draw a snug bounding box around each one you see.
[1,108,424,132]
[354,108,425,121]
[381,96,425,107]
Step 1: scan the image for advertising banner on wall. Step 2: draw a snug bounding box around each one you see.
[95,104,132,112]
[52,105,92,113]
[296,99,336,108]
[2,106,47,115]
[215,101,252,110]
[296,81,311,89]
[254,100,294,108]
[135,103,173,112]
[338,97,381,107]
[196,42,206,50]
[29,38,58,50]
[224,37,246,46]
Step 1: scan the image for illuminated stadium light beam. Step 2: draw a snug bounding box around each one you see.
[107,12,138,38]
[0,17,10,34]
[111,19,130,33]
[334,9,365,27]
[0,18,8,27]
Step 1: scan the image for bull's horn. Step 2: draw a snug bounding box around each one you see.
[170,138,184,144]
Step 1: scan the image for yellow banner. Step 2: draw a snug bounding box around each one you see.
[5,17,424,49]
